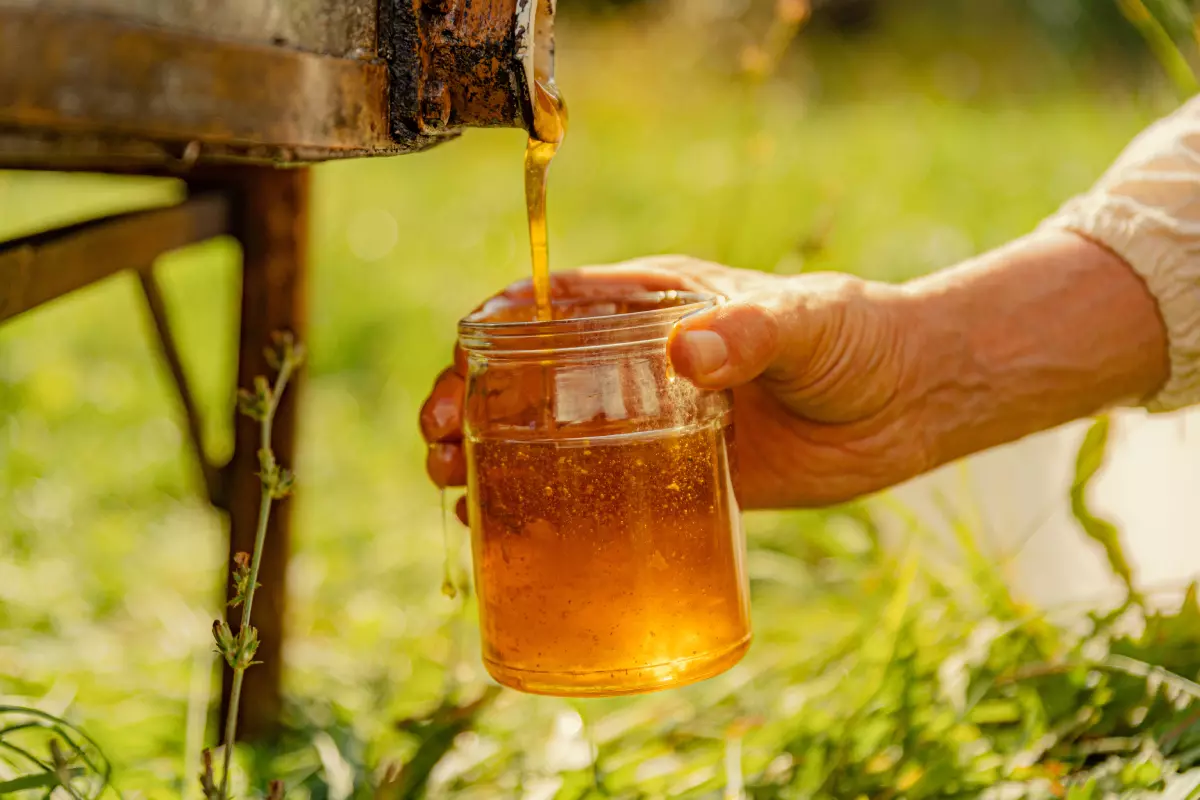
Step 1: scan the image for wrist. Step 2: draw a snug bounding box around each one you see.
[898,230,1169,470]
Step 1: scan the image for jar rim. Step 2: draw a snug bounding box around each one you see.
[458,290,717,354]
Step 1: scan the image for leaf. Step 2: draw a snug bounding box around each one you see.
[1069,417,1137,598]
[212,620,238,667]
[375,687,500,800]
[1066,777,1097,800]
[0,706,114,792]
[1157,766,1200,800]
[1117,0,1200,98]
[968,700,1023,726]
[313,732,354,800]
[199,748,219,800]
[1111,584,1200,678]
[0,769,81,793]
[228,552,256,609]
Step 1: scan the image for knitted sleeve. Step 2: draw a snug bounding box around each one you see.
[1040,95,1200,412]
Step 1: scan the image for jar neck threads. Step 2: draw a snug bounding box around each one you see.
[458,291,716,357]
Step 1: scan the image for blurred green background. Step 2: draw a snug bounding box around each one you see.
[2,1,1199,797]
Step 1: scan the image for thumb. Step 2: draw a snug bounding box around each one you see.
[668,294,783,390]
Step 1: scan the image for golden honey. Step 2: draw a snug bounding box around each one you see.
[524,78,567,321]
[459,294,751,697]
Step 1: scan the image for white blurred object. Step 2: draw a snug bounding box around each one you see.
[885,407,1200,611]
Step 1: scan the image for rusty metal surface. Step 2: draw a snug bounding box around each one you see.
[516,0,558,138]
[382,0,550,140]
[0,0,378,58]
[0,193,229,323]
[0,129,414,170]
[0,0,554,167]
[0,8,413,166]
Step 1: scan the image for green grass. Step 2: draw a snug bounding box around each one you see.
[0,7,1193,798]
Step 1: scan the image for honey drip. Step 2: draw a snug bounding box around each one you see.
[440,488,457,599]
[524,78,568,321]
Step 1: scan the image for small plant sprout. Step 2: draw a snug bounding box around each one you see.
[203,331,305,800]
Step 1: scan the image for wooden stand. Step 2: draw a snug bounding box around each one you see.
[0,0,548,740]
[0,170,306,739]
[217,168,308,739]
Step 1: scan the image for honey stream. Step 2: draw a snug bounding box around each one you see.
[460,74,750,697]
[524,78,568,321]
[439,81,567,606]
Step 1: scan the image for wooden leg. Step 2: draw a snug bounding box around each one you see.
[215,167,308,740]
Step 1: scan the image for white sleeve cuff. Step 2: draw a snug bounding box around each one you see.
[1041,200,1200,413]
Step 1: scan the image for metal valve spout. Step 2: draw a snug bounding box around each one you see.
[385,0,558,147]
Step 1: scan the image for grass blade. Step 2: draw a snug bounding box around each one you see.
[1069,417,1138,600]
[1117,0,1200,96]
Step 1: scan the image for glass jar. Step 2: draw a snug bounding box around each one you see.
[458,291,751,697]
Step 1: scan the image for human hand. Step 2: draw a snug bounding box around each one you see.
[420,256,937,512]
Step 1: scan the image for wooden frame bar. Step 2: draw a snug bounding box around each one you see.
[0,195,229,323]
[137,267,225,508]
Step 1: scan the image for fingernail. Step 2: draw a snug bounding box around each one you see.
[677,330,728,377]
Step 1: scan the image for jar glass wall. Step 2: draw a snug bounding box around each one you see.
[459,291,751,697]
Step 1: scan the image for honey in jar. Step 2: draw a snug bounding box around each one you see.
[459,292,751,696]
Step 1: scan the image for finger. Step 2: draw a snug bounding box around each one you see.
[559,264,697,293]
[419,368,464,444]
[499,270,691,301]
[668,292,783,390]
[455,494,469,526]
[427,442,466,488]
[573,256,747,296]
[468,260,721,325]
[500,254,718,298]
[467,272,701,324]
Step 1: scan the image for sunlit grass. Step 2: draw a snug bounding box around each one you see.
[0,7,1187,797]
